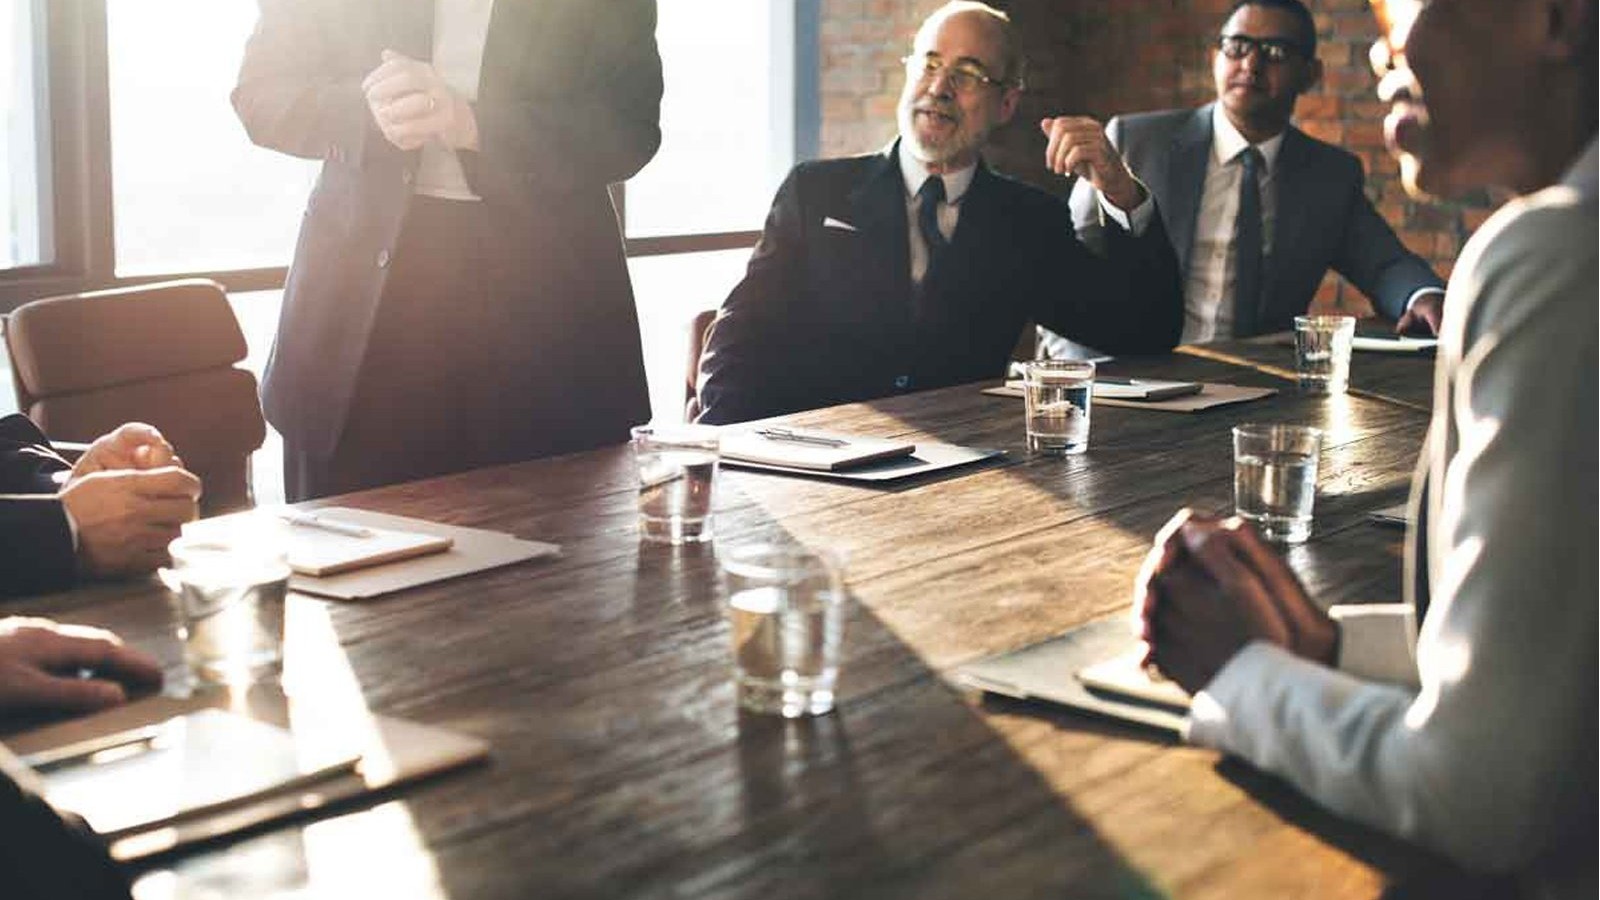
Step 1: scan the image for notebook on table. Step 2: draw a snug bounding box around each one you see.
[10,694,490,863]
[186,508,560,600]
[983,381,1276,413]
[957,615,1190,736]
[719,427,917,471]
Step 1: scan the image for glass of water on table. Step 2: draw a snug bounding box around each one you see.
[1233,424,1324,544]
[720,543,849,718]
[162,525,292,686]
[631,425,720,545]
[1023,359,1095,455]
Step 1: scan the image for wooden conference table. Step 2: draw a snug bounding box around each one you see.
[7,339,1471,899]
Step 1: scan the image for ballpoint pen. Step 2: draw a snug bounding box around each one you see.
[277,510,375,538]
[754,427,849,448]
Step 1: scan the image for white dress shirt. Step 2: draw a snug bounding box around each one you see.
[414,0,495,201]
[898,148,977,287]
[1165,106,1285,343]
[1186,141,1598,890]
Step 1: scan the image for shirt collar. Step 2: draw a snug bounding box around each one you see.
[898,144,978,205]
[1211,104,1287,173]
[1561,138,1598,198]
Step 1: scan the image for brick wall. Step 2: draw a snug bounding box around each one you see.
[818,0,1492,317]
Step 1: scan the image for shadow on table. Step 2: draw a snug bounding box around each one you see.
[1213,759,1513,900]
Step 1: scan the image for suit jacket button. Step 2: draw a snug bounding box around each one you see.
[377,249,391,269]
[894,375,911,390]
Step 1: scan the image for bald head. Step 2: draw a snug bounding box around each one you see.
[916,1,1023,86]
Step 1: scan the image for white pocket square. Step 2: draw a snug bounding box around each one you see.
[822,216,859,232]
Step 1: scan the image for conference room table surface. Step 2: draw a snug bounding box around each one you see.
[4,345,1478,899]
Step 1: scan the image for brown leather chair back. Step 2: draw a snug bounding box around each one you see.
[3,279,266,514]
[684,308,718,422]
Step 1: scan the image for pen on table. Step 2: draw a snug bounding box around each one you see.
[277,510,374,538]
[1094,377,1145,386]
[754,427,848,448]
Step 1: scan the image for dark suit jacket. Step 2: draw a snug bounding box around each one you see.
[0,765,130,899]
[696,144,1184,425]
[233,0,661,459]
[0,415,75,598]
[1071,104,1444,334]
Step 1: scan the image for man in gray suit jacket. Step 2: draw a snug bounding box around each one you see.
[1136,0,1596,891]
[1044,0,1444,354]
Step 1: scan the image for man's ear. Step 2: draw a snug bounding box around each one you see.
[998,86,1022,123]
[1542,0,1596,61]
[1298,57,1324,94]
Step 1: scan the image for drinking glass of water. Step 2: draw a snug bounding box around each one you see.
[1023,359,1095,455]
[1293,315,1355,395]
[720,543,848,718]
[1233,424,1324,544]
[632,425,720,545]
[161,529,291,686]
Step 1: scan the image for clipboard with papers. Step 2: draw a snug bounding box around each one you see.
[183,508,561,600]
[719,427,917,471]
[11,694,490,863]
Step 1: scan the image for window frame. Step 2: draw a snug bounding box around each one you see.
[0,0,820,311]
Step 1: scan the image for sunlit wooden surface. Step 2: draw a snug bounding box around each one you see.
[4,346,1470,899]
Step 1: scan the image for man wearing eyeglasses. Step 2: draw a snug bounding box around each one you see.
[695,1,1182,425]
[1044,0,1445,360]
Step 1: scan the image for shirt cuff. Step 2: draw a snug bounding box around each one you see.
[1328,603,1419,688]
[1404,287,1445,312]
[1182,640,1286,747]
[1097,188,1155,236]
[60,501,79,552]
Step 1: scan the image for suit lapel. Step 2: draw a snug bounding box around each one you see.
[1165,105,1214,277]
[847,143,914,315]
[1265,127,1315,322]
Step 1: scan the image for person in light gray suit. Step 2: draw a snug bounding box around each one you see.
[1042,0,1445,356]
[1136,0,1596,892]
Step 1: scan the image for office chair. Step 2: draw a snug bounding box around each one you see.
[684,308,718,422]
[3,278,267,515]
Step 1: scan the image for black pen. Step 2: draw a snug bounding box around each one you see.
[755,427,848,448]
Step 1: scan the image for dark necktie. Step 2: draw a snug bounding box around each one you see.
[916,175,948,270]
[1232,146,1264,337]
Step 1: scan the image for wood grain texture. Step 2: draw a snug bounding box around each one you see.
[2,352,1479,899]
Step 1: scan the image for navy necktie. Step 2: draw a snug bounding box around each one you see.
[1232,146,1264,337]
[916,175,948,268]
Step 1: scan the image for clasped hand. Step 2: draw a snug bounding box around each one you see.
[59,423,201,578]
[363,49,480,152]
[1133,509,1337,694]
[1039,116,1145,212]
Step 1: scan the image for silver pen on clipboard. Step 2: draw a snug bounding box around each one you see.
[277,510,374,538]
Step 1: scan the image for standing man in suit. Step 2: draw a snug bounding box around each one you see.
[234,1,662,501]
[2,415,201,597]
[1046,0,1444,357]
[695,1,1183,426]
[1136,0,1595,889]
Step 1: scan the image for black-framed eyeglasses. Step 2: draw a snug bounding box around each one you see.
[902,55,1010,93]
[1217,34,1309,64]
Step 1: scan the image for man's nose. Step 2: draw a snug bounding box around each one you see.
[924,69,955,98]
[1238,49,1262,74]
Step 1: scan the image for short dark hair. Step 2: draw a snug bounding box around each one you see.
[1224,0,1317,59]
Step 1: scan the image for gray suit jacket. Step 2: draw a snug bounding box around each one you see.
[1070,104,1443,334]
[1188,142,1597,888]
